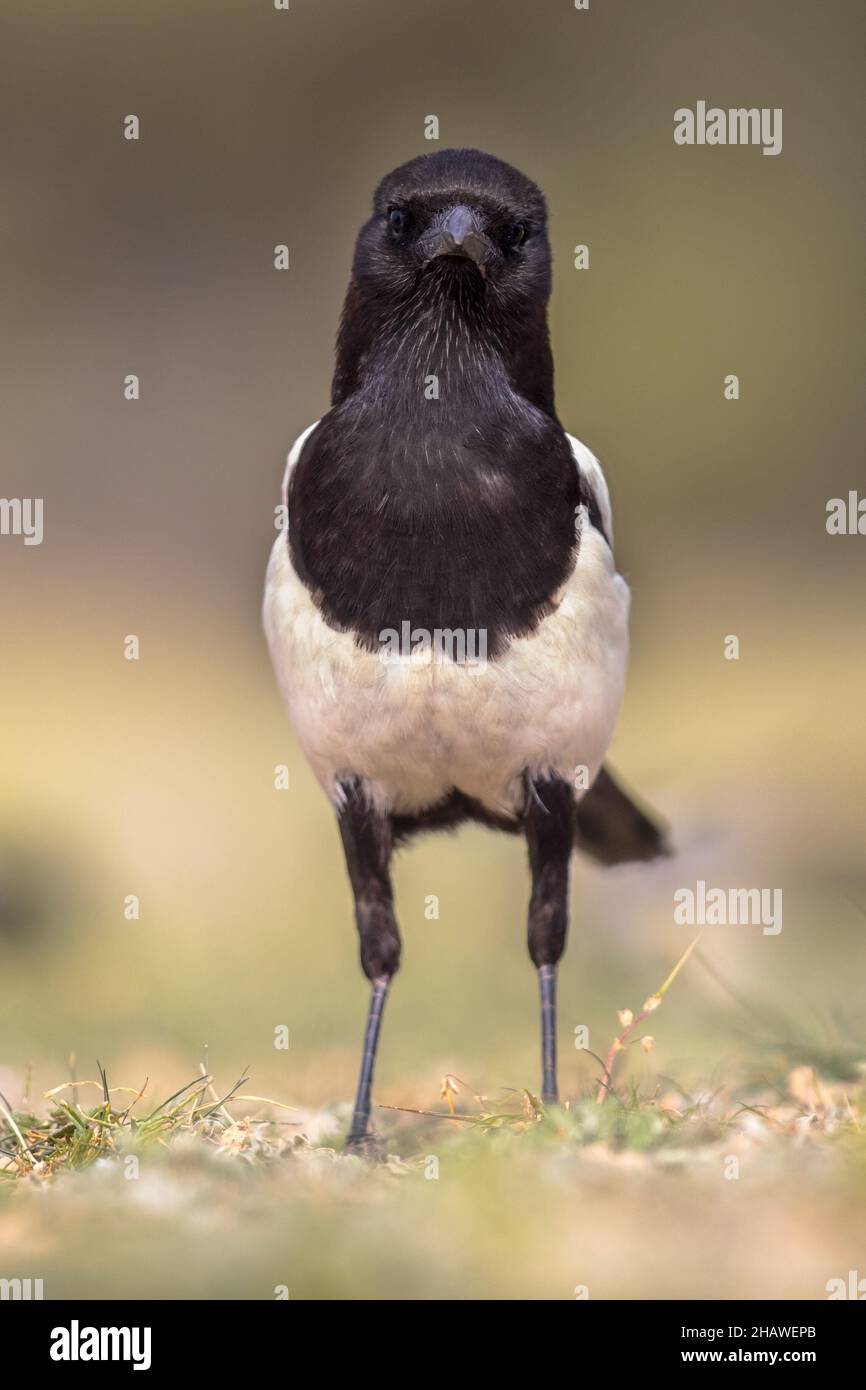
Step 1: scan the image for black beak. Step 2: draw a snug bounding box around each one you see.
[419,205,488,268]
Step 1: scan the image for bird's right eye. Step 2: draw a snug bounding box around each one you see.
[388,207,408,235]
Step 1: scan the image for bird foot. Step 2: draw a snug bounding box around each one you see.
[343,1130,384,1161]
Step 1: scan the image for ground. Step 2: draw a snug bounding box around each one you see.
[3,1039,865,1300]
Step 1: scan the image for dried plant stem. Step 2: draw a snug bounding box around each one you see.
[0,1097,36,1165]
[596,933,702,1104]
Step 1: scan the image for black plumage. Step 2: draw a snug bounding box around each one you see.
[289,150,586,656]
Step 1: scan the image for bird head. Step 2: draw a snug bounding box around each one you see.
[352,148,552,316]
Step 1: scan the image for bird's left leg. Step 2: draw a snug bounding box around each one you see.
[337,779,401,1152]
[524,775,576,1105]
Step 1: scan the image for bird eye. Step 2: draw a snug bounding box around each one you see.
[388,207,408,235]
[507,222,527,248]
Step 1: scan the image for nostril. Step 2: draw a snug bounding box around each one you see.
[441,205,476,246]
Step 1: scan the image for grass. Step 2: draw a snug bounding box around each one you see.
[3,939,864,1184]
[2,1046,865,1301]
[3,1047,863,1181]
[0,1061,268,1181]
[4,933,866,1300]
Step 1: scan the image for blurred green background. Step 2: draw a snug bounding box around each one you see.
[1,0,865,1299]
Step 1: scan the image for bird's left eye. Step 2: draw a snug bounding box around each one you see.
[506,222,527,248]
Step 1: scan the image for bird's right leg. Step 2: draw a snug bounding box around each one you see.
[524,775,576,1106]
[337,779,401,1153]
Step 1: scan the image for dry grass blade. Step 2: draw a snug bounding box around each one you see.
[0,1096,36,1165]
[597,933,702,1103]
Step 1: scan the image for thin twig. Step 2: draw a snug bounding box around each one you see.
[597,933,702,1103]
[376,1103,478,1123]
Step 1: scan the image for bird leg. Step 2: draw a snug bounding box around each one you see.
[524,775,575,1105]
[538,963,558,1105]
[347,974,390,1149]
[337,781,401,1151]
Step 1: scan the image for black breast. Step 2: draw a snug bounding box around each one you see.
[288,399,581,659]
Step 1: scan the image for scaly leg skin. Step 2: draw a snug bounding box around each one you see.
[337,780,401,1155]
[346,977,390,1150]
[524,775,575,1106]
[538,963,558,1103]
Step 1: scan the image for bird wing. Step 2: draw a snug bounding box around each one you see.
[280,419,321,509]
[564,436,671,863]
[567,433,614,549]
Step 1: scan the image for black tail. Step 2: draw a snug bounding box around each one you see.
[574,765,671,866]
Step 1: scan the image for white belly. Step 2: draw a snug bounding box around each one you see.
[263,512,630,818]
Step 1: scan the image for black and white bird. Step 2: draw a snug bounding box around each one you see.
[264,149,667,1149]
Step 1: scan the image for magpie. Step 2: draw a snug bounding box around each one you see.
[264,149,668,1150]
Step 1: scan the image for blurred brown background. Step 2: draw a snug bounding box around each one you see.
[2,0,865,1116]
